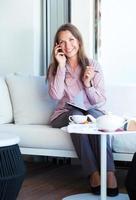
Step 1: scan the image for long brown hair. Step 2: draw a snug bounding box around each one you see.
[47,23,90,79]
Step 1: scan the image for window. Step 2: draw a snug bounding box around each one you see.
[43,0,71,75]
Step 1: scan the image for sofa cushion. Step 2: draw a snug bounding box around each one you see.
[6,74,57,125]
[1,124,136,154]
[112,133,136,154]
[0,124,75,151]
[0,77,13,124]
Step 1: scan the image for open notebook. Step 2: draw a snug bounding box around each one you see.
[67,91,104,112]
[66,102,87,112]
[67,91,87,111]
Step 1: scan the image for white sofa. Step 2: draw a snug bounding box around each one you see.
[0,74,136,162]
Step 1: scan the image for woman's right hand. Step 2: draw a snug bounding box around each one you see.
[54,43,66,67]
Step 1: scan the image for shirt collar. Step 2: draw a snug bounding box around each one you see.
[66,63,81,78]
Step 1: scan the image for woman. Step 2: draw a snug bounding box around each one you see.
[47,23,118,196]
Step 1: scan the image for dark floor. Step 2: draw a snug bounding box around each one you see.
[17,158,129,200]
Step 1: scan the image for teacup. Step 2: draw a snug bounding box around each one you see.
[69,115,88,124]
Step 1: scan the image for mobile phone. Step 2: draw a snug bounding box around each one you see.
[58,48,63,53]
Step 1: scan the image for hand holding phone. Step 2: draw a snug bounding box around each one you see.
[54,43,66,67]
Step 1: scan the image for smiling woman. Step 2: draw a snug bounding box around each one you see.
[47,23,118,197]
[56,30,80,69]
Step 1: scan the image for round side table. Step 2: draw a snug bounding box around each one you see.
[62,124,130,200]
[0,133,26,200]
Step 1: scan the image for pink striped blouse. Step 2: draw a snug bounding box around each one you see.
[48,59,106,122]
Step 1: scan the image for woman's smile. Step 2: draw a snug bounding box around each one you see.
[58,30,79,58]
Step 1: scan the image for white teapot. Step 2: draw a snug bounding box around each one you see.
[96,114,127,131]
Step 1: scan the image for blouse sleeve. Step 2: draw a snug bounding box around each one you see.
[84,60,106,106]
[48,65,66,100]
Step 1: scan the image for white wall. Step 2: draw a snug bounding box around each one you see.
[0,0,69,76]
[101,0,136,86]
[0,0,37,75]
[71,0,94,58]
[2,0,135,82]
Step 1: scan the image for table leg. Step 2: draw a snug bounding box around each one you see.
[101,134,107,200]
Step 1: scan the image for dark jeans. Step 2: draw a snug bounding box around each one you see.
[50,107,115,176]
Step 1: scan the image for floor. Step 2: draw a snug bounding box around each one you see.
[17,158,129,200]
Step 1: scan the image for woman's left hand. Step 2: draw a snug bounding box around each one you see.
[82,66,95,87]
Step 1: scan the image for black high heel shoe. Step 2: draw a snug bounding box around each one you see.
[88,172,100,195]
[90,185,100,195]
[107,187,119,197]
